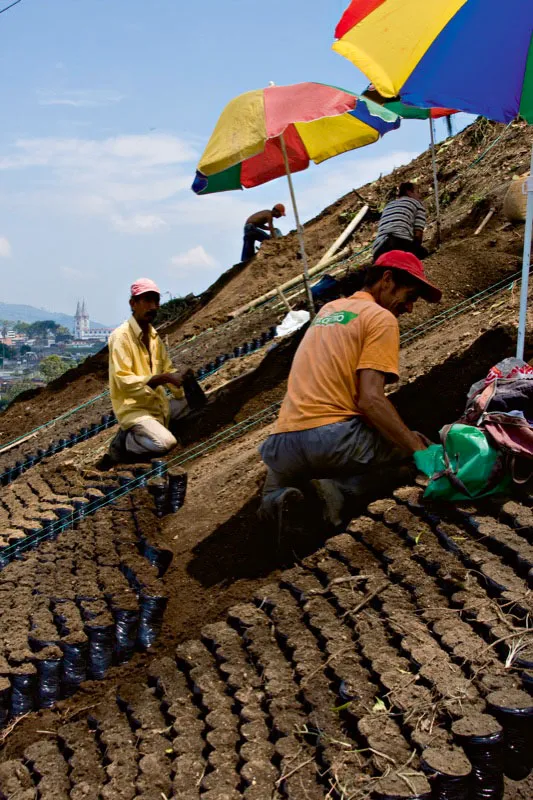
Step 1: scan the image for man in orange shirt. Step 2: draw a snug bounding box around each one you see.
[259,250,442,537]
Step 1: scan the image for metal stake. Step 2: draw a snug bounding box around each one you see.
[279,134,315,314]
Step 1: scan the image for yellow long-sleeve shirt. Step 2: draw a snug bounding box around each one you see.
[108,316,184,430]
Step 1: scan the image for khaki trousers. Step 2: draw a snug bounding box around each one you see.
[125,398,189,456]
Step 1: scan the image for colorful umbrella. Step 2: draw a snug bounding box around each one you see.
[363,83,458,242]
[363,84,456,121]
[192,82,400,309]
[333,0,533,357]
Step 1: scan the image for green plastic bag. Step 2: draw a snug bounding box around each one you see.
[414,423,512,502]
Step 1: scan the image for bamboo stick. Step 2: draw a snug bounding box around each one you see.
[315,205,368,267]
[475,207,496,236]
[229,245,353,318]
[276,286,292,312]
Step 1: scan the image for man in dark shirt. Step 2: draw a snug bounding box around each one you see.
[241,204,285,262]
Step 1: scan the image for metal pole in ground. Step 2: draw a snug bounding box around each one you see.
[516,143,533,360]
[279,134,315,314]
[429,118,442,246]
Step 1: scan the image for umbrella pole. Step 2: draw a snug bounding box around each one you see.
[279,134,315,314]
[429,118,442,245]
[516,143,533,360]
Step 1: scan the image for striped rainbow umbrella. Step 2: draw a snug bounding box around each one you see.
[333,0,533,357]
[192,82,400,309]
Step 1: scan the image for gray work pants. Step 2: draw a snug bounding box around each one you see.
[259,417,405,516]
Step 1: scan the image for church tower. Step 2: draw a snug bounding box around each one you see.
[81,300,90,338]
[74,300,82,339]
[74,300,90,339]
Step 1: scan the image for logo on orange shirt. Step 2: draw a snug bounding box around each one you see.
[312,310,359,327]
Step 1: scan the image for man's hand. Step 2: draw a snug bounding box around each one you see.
[148,367,193,390]
[358,369,428,455]
[414,431,432,450]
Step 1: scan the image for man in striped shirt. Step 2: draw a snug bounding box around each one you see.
[373,182,428,261]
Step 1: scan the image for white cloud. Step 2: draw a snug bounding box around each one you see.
[0,237,11,258]
[0,133,198,235]
[37,89,125,108]
[111,214,167,234]
[170,245,218,271]
[61,266,93,281]
[0,133,197,171]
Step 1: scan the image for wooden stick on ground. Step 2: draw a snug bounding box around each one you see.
[0,430,38,455]
[475,207,496,235]
[315,205,369,268]
[228,244,353,318]
[341,581,390,619]
[276,286,293,312]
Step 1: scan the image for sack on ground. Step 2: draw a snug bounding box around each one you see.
[414,423,511,502]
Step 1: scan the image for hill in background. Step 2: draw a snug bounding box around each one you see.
[0,301,110,330]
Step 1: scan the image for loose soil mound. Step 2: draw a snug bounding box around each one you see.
[1,118,533,799]
[1,118,532,445]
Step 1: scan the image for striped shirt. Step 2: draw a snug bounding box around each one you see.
[373,197,427,255]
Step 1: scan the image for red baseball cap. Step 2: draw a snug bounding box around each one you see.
[375,250,442,303]
[273,203,286,216]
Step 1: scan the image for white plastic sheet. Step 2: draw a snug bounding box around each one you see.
[275,310,311,338]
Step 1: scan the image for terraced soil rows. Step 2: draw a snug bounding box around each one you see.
[0,459,143,560]
[0,319,280,484]
[2,486,532,799]
[0,462,173,723]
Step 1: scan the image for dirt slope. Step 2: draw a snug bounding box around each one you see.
[0,208,532,798]
[1,117,532,446]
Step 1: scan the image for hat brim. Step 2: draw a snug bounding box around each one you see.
[415,278,441,304]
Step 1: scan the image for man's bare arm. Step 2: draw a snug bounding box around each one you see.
[357,369,427,454]
[267,211,275,237]
[414,229,424,243]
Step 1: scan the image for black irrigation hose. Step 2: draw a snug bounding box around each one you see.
[0,403,278,566]
[0,325,279,486]
[0,264,523,488]
[399,270,521,346]
[0,412,117,486]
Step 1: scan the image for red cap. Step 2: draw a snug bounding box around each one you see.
[273,203,286,216]
[375,250,441,303]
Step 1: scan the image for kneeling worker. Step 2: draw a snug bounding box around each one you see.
[241,204,285,262]
[107,278,200,462]
[259,251,442,534]
[373,182,428,261]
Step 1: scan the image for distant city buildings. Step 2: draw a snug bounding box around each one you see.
[74,300,114,342]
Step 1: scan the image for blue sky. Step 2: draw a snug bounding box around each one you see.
[0,0,473,325]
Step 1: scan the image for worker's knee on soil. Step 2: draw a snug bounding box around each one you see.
[126,418,177,456]
[258,487,292,521]
[169,396,190,421]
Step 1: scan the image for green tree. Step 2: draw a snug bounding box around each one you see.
[0,343,14,359]
[13,321,30,334]
[20,344,32,355]
[28,320,60,339]
[39,354,75,382]
[55,325,73,343]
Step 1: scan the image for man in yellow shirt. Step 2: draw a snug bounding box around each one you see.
[106,278,194,462]
[259,251,442,537]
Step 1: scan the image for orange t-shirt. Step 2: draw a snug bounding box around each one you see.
[275,292,400,433]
